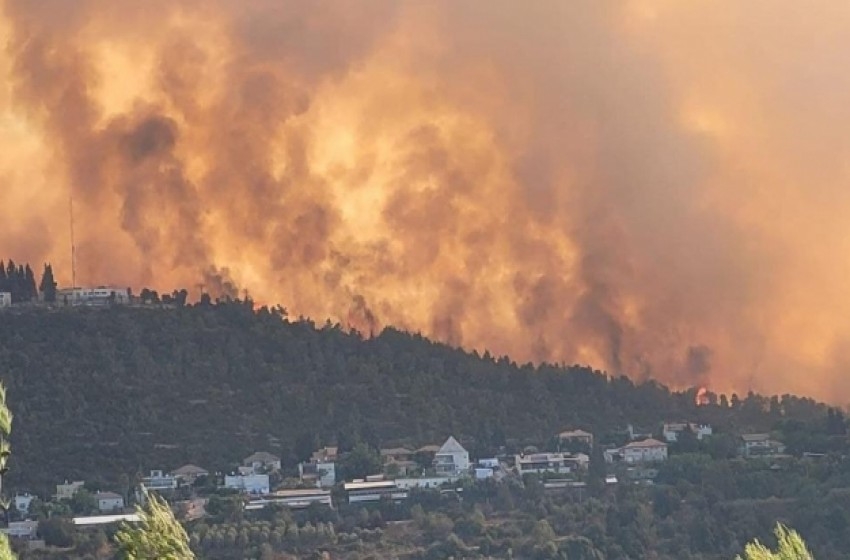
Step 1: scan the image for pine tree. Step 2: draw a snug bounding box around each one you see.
[39,264,57,303]
[114,490,195,559]
[15,265,25,302]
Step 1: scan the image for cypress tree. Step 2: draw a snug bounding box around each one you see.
[39,264,57,303]
[23,265,37,301]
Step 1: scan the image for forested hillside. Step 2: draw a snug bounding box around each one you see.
[0,301,829,495]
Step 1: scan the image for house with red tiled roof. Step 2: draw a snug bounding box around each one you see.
[621,438,668,464]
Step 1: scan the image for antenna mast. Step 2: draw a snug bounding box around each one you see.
[70,196,76,288]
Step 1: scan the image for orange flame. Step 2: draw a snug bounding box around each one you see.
[695,387,709,407]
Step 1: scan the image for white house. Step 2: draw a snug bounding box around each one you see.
[622,439,668,464]
[434,436,469,477]
[478,458,500,469]
[298,460,336,488]
[663,422,713,442]
[225,474,270,495]
[142,470,177,491]
[475,468,494,480]
[515,453,589,476]
[13,494,34,514]
[243,451,281,474]
[55,480,85,500]
[95,491,125,512]
[0,293,11,308]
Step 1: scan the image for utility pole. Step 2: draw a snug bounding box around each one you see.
[69,196,77,288]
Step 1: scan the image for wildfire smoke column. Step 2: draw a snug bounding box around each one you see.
[2,1,850,401]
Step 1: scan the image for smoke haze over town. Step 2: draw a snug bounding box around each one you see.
[3,0,850,401]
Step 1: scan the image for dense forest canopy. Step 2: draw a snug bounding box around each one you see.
[0,299,829,496]
[0,262,843,559]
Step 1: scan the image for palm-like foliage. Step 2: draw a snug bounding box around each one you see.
[0,383,14,560]
[736,524,813,560]
[114,490,195,559]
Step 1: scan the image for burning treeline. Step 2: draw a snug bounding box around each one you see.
[2,1,850,401]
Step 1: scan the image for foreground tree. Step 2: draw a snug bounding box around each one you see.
[114,491,194,559]
[736,524,813,560]
[0,383,14,560]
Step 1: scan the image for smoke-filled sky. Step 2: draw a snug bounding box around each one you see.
[3,0,850,401]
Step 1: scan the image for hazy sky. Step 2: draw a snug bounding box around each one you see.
[3,0,850,402]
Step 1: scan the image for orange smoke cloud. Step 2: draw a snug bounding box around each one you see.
[2,0,850,402]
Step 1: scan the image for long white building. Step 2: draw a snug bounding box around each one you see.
[56,286,131,306]
[343,480,408,504]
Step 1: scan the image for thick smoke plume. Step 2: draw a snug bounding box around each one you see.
[2,1,850,401]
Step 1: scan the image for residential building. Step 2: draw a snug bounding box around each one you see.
[73,514,140,527]
[740,434,786,458]
[626,466,660,483]
[434,436,469,477]
[55,480,85,500]
[380,447,417,476]
[478,458,500,469]
[394,477,455,490]
[0,293,10,308]
[171,464,210,485]
[557,429,594,447]
[475,468,494,480]
[475,458,501,480]
[343,480,408,504]
[3,520,38,539]
[95,492,125,512]
[542,479,587,492]
[311,447,339,463]
[515,452,589,476]
[381,447,414,463]
[662,422,713,442]
[416,444,441,455]
[13,494,34,514]
[246,489,333,511]
[243,451,281,474]
[141,470,177,491]
[298,460,336,488]
[225,474,270,495]
[622,439,668,464]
